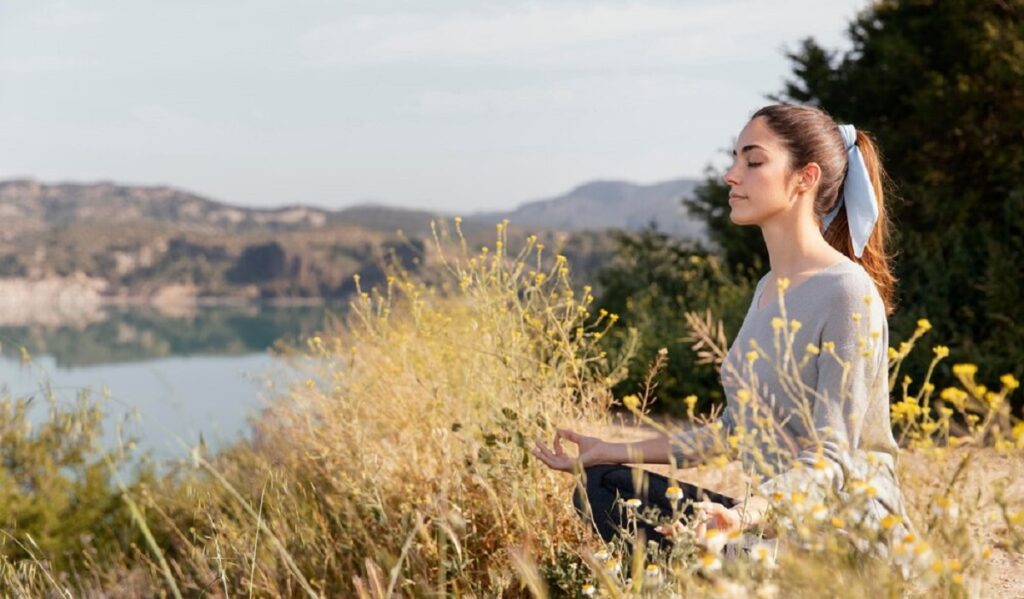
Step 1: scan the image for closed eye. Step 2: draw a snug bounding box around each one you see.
[747,162,763,167]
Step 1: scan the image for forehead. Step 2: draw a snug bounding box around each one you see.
[734,116,781,153]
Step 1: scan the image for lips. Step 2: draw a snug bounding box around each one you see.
[729,193,747,201]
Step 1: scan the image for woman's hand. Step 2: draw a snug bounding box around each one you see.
[532,428,611,472]
[694,495,771,534]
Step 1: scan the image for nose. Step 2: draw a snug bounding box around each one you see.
[723,162,740,187]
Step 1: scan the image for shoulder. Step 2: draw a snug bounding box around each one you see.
[820,260,879,307]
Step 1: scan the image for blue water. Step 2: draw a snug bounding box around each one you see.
[0,304,338,465]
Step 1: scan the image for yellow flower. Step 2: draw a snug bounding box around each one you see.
[776,277,790,291]
[933,345,950,358]
[771,317,785,331]
[684,395,698,411]
[790,319,802,332]
[952,363,977,377]
[806,343,820,355]
[887,347,900,360]
[622,394,640,411]
[881,514,901,529]
[851,312,862,323]
[831,516,846,528]
[736,389,751,405]
[624,498,642,509]
[863,294,873,305]
[822,341,836,353]
[454,216,462,224]
[1001,374,1020,390]
[746,350,759,363]
[916,318,932,332]
[666,486,684,501]
[581,583,596,596]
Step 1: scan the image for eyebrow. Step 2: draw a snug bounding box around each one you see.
[731,144,766,156]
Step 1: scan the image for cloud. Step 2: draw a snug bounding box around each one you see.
[300,0,847,70]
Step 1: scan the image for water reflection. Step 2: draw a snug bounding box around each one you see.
[0,304,343,367]
[0,304,340,462]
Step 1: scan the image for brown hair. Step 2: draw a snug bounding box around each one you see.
[751,104,897,316]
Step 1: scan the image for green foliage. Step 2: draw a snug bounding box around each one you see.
[767,0,1024,397]
[0,389,150,573]
[592,227,756,416]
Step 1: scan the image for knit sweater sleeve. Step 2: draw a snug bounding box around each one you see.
[670,408,734,467]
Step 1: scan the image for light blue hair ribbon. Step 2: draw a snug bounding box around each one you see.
[820,124,879,258]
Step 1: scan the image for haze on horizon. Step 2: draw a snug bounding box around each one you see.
[0,1,864,213]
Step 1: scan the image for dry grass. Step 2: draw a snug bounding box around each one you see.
[0,219,1020,597]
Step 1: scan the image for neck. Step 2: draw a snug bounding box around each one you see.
[760,208,844,277]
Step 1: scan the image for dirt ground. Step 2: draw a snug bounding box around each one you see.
[578,418,1024,597]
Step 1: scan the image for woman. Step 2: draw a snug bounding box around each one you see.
[532,104,913,555]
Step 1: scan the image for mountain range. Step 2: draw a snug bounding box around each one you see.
[0,177,706,241]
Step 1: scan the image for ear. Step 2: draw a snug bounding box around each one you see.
[793,162,822,192]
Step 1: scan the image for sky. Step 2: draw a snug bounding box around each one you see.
[0,1,867,213]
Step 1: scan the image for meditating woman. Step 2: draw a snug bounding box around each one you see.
[532,103,913,554]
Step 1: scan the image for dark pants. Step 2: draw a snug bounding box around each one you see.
[571,464,739,551]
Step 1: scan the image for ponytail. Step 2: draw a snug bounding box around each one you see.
[822,128,898,316]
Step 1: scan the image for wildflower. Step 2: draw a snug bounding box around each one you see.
[881,514,901,530]
[592,549,610,562]
[916,318,932,333]
[644,564,662,587]
[912,541,935,569]
[700,553,722,573]
[822,341,836,353]
[862,294,873,305]
[1012,423,1024,448]
[736,388,751,405]
[851,312,862,323]
[870,330,881,340]
[750,542,777,570]
[454,216,462,224]
[952,363,977,377]
[776,277,790,291]
[790,319,802,332]
[1002,374,1020,390]
[622,394,640,411]
[931,496,959,519]
[604,558,621,576]
[811,503,828,521]
[624,498,642,510]
[805,343,820,355]
[698,528,729,554]
[746,350,759,363]
[789,491,808,512]
[830,516,845,529]
[666,486,684,501]
[684,395,698,412]
[888,347,900,360]
[771,317,785,331]
[581,583,596,596]
[933,345,949,358]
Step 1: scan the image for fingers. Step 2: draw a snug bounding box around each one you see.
[553,428,579,455]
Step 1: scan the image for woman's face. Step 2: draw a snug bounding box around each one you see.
[722,116,803,226]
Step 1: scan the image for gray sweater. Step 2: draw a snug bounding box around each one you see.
[673,257,914,542]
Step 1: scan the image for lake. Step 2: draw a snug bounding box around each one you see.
[0,304,343,465]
